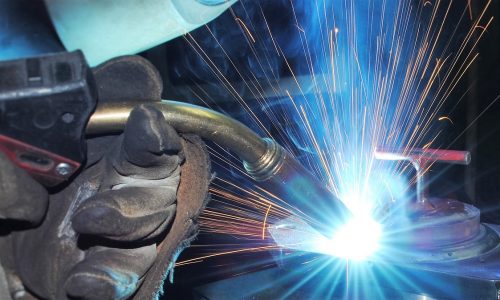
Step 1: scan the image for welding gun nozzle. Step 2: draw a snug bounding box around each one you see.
[245,139,352,236]
[243,138,284,181]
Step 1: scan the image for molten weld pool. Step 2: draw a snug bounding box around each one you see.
[268,215,382,261]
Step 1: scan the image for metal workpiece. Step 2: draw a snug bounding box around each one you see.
[374,148,471,165]
[373,147,498,262]
[87,100,352,235]
[384,201,499,263]
[375,147,470,206]
[405,198,481,249]
[194,225,500,299]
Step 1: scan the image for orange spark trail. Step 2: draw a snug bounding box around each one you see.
[262,204,272,240]
[235,17,256,43]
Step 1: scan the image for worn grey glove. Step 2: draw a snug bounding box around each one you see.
[0,56,211,299]
[13,104,181,299]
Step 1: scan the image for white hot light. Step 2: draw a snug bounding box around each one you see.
[316,216,382,260]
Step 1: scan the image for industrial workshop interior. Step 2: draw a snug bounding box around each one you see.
[0,0,500,299]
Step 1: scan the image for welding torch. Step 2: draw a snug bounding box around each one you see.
[0,51,351,237]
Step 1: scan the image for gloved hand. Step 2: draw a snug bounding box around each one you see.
[0,56,211,300]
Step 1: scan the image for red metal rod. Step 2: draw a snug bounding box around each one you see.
[374,148,470,165]
[374,147,470,206]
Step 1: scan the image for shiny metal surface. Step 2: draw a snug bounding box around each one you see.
[393,198,480,250]
[390,223,499,263]
[386,198,497,263]
[374,148,470,207]
[243,138,285,181]
[268,208,498,263]
[87,100,267,163]
[268,216,335,256]
[402,198,481,249]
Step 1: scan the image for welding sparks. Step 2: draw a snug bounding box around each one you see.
[438,116,454,124]
[234,17,256,43]
[262,204,272,239]
[174,1,496,288]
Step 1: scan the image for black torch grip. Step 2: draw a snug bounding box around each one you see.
[0,51,97,186]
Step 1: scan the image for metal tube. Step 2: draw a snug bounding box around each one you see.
[374,148,471,166]
[87,100,352,235]
[375,147,471,209]
[87,100,267,163]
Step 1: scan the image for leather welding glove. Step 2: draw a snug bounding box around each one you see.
[0,56,211,300]
[0,153,48,225]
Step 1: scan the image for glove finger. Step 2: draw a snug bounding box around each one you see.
[0,152,48,224]
[92,55,163,104]
[72,186,177,242]
[64,245,156,300]
[113,104,182,179]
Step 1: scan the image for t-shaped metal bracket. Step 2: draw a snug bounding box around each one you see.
[374,148,471,209]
